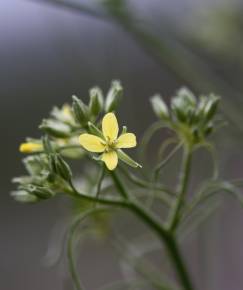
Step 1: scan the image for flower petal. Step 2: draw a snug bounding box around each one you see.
[79,134,105,152]
[101,151,118,170]
[116,133,137,148]
[102,112,119,142]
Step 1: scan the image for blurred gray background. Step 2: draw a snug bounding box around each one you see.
[1,0,243,289]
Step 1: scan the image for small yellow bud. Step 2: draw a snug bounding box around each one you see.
[62,104,72,117]
[19,142,43,153]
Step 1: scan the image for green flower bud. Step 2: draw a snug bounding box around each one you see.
[203,95,220,122]
[22,184,55,199]
[39,119,71,138]
[23,155,43,176]
[12,176,33,185]
[177,87,196,106]
[195,96,208,120]
[49,154,72,182]
[56,155,72,181]
[117,149,142,168]
[171,97,188,123]
[105,80,123,112]
[88,122,104,139]
[50,105,74,124]
[89,87,104,116]
[171,88,197,124]
[11,190,38,203]
[49,153,57,174]
[150,95,169,120]
[42,135,53,154]
[72,95,89,126]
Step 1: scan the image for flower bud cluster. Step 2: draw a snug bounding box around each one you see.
[151,87,220,146]
[13,81,123,202]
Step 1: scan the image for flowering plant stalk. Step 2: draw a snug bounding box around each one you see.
[12,81,243,290]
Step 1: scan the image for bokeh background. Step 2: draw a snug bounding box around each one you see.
[2,0,243,289]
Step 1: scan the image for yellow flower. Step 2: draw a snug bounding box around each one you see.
[79,113,137,170]
[19,142,43,153]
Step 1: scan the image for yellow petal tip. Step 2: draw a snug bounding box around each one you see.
[101,151,118,170]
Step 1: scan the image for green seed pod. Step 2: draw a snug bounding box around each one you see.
[105,80,123,112]
[150,94,169,120]
[72,95,89,126]
[89,87,104,116]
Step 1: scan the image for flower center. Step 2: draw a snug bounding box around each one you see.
[104,137,117,152]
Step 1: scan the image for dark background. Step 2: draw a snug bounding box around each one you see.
[1,0,243,289]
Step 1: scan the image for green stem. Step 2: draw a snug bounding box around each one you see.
[164,235,194,290]
[67,208,110,290]
[167,147,192,231]
[67,216,86,290]
[68,172,194,290]
[129,201,194,290]
[109,170,129,199]
[110,171,194,290]
[57,145,82,152]
[154,142,183,181]
[68,181,128,208]
[94,165,106,202]
[139,121,168,163]
[119,165,175,196]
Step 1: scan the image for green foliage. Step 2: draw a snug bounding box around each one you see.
[12,81,243,290]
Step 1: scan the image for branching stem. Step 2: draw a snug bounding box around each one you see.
[110,171,194,290]
[67,167,194,290]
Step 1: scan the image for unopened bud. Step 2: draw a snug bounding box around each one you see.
[72,95,89,126]
[105,80,123,112]
[89,87,104,116]
[150,95,169,120]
